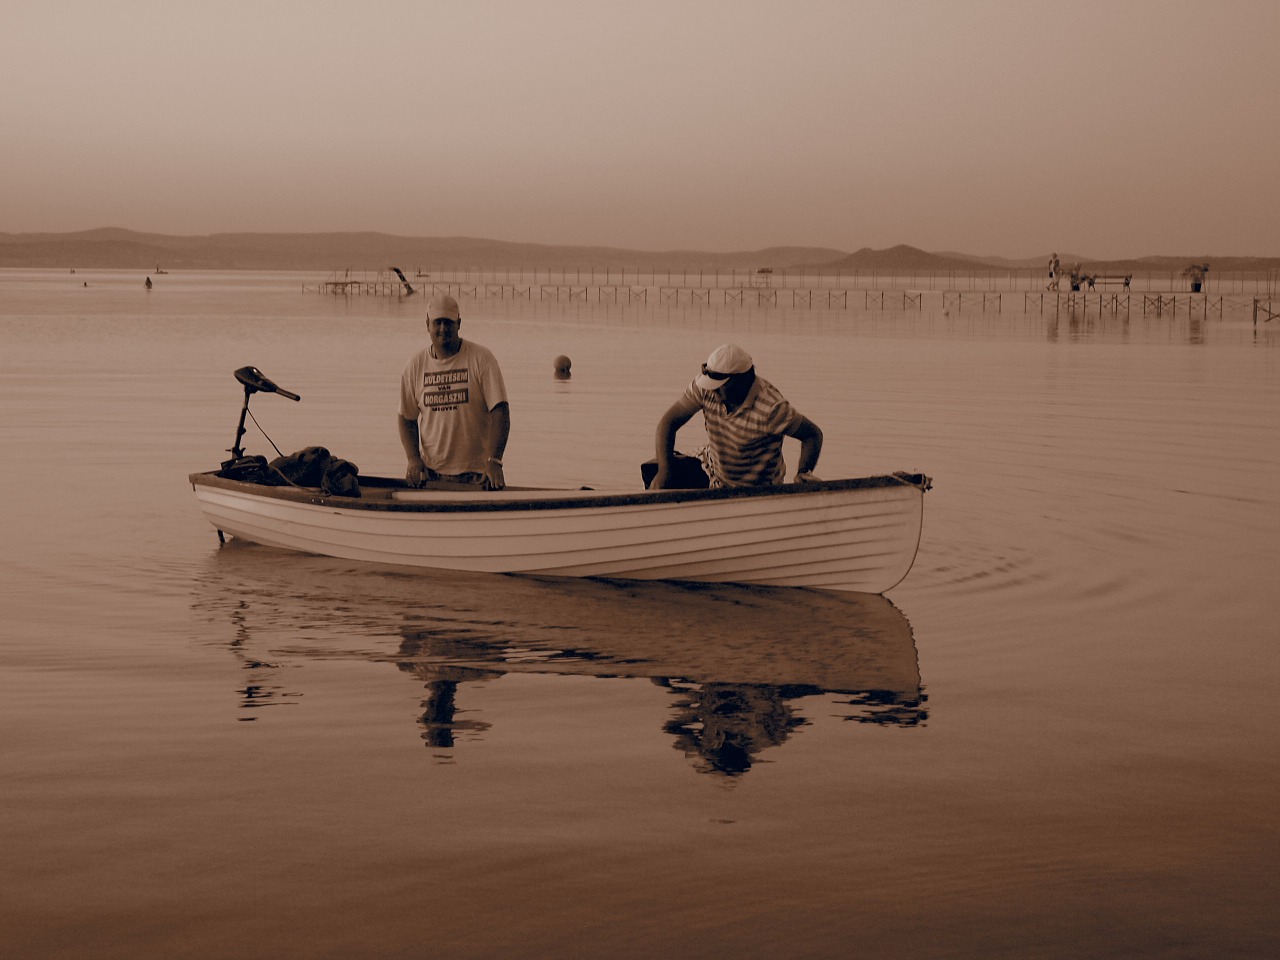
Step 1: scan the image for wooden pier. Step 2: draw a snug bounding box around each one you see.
[1255,298,1279,325]
[1020,292,1257,320]
[1141,294,1222,318]
[405,281,858,308]
[943,292,1002,313]
[1025,292,1131,315]
[865,291,922,310]
[303,269,416,296]
[299,271,1271,325]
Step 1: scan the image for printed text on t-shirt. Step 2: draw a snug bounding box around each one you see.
[422,369,469,410]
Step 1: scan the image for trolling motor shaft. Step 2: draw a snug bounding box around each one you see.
[224,366,301,466]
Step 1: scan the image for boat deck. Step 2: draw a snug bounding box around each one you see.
[190,471,931,513]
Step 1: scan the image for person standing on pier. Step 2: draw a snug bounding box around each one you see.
[1047,253,1060,291]
[651,343,823,489]
[398,293,509,490]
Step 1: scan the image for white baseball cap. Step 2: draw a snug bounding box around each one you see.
[694,343,753,391]
[426,293,461,322]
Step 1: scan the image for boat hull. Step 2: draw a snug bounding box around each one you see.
[189,472,930,594]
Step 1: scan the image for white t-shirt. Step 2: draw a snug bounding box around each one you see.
[399,340,508,476]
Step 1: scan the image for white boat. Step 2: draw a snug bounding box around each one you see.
[191,366,931,594]
[189,470,931,594]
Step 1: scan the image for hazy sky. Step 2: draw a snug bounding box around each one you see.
[4,0,1277,258]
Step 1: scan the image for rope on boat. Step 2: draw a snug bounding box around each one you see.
[889,471,933,492]
[242,407,306,489]
[246,406,286,458]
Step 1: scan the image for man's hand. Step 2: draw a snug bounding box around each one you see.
[653,398,699,491]
[481,458,505,491]
[405,453,429,488]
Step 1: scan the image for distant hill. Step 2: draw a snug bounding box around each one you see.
[932,249,1279,275]
[934,250,1091,270]
[0,229,1275,274]
[821,245,990,272]
[0,229,845,272]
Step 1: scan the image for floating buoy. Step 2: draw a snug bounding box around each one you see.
[553,355,572,379]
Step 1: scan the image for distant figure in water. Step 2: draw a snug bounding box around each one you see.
[144,276,153,289]
[553,355,571,379]
[1047,252,1060,291]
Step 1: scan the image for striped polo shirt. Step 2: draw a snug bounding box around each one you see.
[682,376,800,487]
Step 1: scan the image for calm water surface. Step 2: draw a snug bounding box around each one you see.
[2,269,1278,959]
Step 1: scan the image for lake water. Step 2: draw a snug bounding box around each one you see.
[2,269,1278,959]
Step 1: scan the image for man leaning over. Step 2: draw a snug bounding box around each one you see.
[651,343,822,490]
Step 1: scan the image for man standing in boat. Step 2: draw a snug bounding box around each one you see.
[398,293,509,490]
[651,343,822,489]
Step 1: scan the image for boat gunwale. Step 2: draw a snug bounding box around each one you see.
[189,470,931,515]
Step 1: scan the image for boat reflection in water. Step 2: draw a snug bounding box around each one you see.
[195,543,926,776]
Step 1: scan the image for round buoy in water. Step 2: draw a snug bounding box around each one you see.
[553,355,572,379]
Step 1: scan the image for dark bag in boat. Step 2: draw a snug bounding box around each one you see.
[270,445,332,486]
[640,452,710,490]
[269,446,362,498]
[321,458,360,498]
[218,455,276,484]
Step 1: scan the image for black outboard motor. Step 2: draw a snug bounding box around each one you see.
[220,366,300,474]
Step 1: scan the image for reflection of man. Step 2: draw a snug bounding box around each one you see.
[398,293,509,490]
[396,627,498,750]
[662,682,803,776]
[409,668,497,749]
[652,343,823,489]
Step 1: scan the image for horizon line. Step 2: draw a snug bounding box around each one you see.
[1,226,1276,264]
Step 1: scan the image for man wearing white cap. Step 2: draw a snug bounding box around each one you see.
[398,293,509,490]
[651,343,823,489]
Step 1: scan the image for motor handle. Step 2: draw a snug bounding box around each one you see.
[234,366,301,401]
